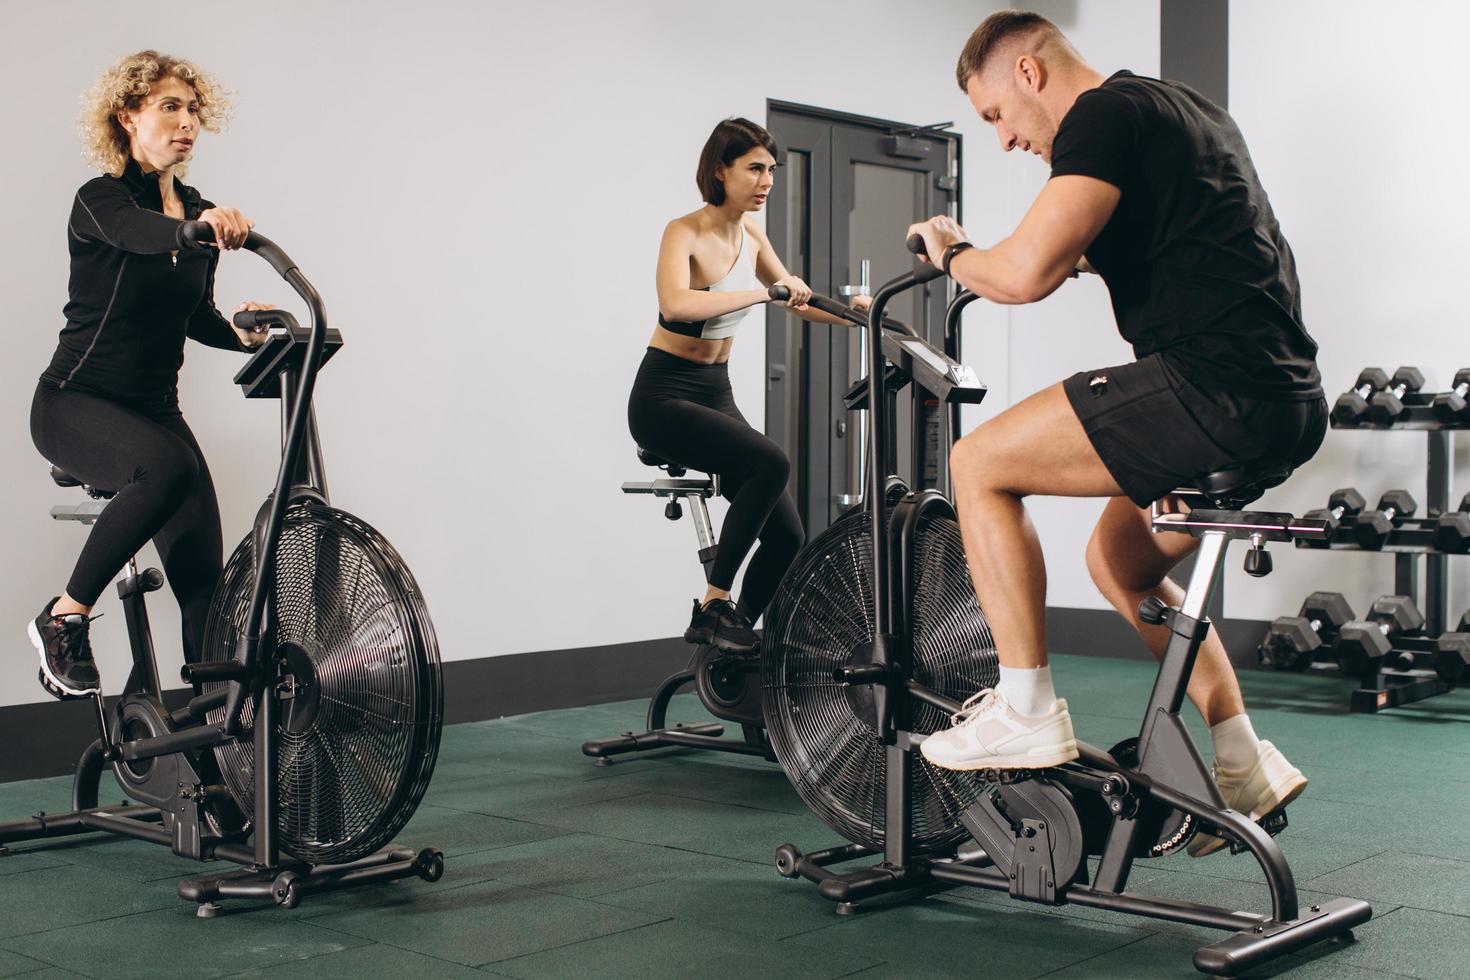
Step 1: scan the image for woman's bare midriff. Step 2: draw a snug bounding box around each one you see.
[647,325,735,365]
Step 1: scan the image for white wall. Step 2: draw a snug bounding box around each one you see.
[1222,0,1470,622]
[0,0,1007,708]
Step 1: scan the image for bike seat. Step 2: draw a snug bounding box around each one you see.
[48,465,115,500]
[636,447,689,477]
[49,465,82,488]
[1181,463,1294,510]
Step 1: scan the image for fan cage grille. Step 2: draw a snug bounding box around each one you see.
[762,507,998,853]
[203,503,443,864]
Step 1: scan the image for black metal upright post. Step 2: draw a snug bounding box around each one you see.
[1394,554,1420,611]
[305,406,329,501]
[253,669,278,868]
[119,574,163,696]
[867,294,893,645]
[278,367,328,498]
[1426,430,1452,635]
[940,290,980,499]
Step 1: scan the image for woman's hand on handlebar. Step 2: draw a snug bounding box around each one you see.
[848,295,874,312]
[906,215,970,266]
[198,207,254,250]
[231,301,275,348]
[770,275,813,309]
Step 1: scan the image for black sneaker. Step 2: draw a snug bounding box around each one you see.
[28,598,101,699]
[684,598,759,654]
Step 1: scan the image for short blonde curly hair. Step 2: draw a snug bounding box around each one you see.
[80,50,231,176]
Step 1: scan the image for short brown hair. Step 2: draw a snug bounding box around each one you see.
[696,118,778,205]
[955,10,1064,91]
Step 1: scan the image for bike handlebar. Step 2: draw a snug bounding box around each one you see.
[177,221,298,278]
[231,309,300,332]
[766,286,918,337]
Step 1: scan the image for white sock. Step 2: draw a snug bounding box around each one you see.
[996,665,1057,718]
[1210,714,1262,771]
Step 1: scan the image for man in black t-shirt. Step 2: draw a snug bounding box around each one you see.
[912,10,1326,856]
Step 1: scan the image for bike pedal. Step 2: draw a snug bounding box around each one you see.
[980,767,1044,785]
[1225,808,1290,854]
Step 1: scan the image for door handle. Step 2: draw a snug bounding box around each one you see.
[837,259,871,507]
[839,259,871,300]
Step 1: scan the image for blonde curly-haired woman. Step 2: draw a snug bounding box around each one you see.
[27,51,271,698]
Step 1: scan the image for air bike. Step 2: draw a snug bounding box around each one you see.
[583,284,988,767]
[759,236,1371,976]
[1,222,445,914]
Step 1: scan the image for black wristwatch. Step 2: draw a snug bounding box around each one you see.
[941,241,974,276]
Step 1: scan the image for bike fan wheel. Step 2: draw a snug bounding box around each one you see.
[202,502,443,864]
[761,507,998,853]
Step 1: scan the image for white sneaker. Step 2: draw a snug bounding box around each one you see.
[1187,740,1307,857]
[918,689,1079,771]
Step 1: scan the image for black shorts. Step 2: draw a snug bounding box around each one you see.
[1062,353,1327,508]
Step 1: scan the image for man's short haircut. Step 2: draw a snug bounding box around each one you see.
[954,10,1065,92]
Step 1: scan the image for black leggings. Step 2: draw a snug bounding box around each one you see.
[628,348,803,620]
[31,382,222,665]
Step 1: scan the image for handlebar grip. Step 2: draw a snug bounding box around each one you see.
[233,309,270,332]
[768,285,791,302]
[907,233,948,285]
[233,308,299,334]
[177,220,216,249]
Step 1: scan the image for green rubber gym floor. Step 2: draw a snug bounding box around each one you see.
[1,652,1467,979]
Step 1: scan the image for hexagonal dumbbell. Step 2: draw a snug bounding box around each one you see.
[1431,368,1470,424]
[1302,487,1367,536]
[1433,492,1470,554]
[1336,595,1426,675]
[1332,367,1391,426]
[1353,489,1418,549]
[1433,633,1470,685]
[1366,366,1426,425]
[1258,592,1355,671]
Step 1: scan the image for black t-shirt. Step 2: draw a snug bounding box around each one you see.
[1050,71,1321,399]
[41,158,243,406]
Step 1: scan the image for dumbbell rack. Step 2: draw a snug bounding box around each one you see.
[1307,392,1466,711]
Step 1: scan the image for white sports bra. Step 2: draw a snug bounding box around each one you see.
[657,228,760,341]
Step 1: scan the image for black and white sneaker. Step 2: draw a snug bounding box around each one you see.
[684,598,759,654]
[28,598,101,699]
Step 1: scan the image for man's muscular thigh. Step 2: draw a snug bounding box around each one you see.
[951,382,1122,498]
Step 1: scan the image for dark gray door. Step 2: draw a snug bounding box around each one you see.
[763,113,832,531]
[766,103,959,537]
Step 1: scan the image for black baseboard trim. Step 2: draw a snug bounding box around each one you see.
[0,636,696,784]
[439,636,695,724]
[1048,606,1269,670]
[1,614,1270,784]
